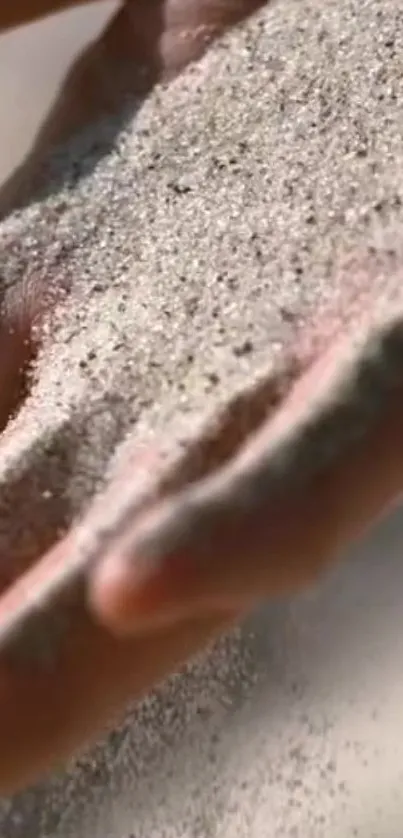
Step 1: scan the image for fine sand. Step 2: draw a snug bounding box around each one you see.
[1,0,403,835]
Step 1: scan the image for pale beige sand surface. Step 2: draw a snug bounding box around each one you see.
[0,0,403,834]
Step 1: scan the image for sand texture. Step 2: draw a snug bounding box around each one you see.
[0,0,402,577]
[1,0,403,834]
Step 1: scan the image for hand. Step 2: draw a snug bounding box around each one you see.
[89,340,403,636]
[0,0,98,32]
[0,0,268,34]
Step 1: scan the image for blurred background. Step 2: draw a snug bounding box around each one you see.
[0,1,117,187]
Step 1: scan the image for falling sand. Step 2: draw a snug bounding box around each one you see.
[1,0,403,835]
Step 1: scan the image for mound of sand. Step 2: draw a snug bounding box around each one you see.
[1,0,403,834]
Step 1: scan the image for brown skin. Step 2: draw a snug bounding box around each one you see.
[0,0,266,35]
[0,534,236,793]
[0,337,403,795]
[0,0,97,31]
[90,349,403,634]
[1,0,403,794]
[1,0,403,648]
[0,272,68,433]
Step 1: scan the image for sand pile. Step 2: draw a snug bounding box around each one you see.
[0,0,402,576]
[0,0,403,834]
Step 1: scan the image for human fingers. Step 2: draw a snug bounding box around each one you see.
[0,530,237,794]
[90,331,403,634]
[0,0,98,33]
[0,267,68,433]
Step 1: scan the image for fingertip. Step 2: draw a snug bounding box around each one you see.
[88,552,196,635]
[88,555,154,635]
